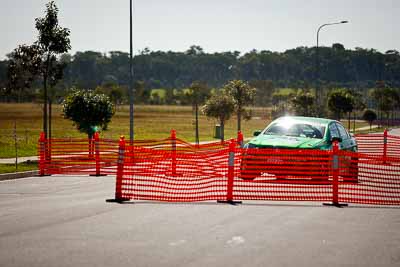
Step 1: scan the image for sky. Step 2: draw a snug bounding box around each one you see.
[1,0,399,59]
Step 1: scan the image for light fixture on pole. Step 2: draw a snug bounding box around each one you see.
[315,20,348,115]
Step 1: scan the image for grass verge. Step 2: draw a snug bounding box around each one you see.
[0,161,38,174]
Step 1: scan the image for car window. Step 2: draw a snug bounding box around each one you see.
[329,123,340,139]
[336,123,349,140]
[264,123,325,139]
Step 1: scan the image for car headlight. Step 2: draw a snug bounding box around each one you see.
[244,143,258,149]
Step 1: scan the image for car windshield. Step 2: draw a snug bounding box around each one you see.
[264,122,326,139]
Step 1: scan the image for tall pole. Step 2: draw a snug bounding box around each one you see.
[316,20,348,116]
[129,0,134,143]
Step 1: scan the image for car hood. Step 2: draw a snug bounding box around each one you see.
[248,135,326,149]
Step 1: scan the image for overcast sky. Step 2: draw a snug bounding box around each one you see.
[1,0,399,59]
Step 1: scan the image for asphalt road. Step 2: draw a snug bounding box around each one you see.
[0,175,399,267]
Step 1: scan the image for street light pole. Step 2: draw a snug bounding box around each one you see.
[315,20,348,116]
[129,0,134,143]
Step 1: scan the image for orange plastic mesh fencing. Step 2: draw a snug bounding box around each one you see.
[117,139,400,205]
[117,141,335,203]
[118,138,231,202]
[37,132,400,205]
[356,132,400,158]
[338,150,400,205]
[232,148,333,202]
[38,137,120,175]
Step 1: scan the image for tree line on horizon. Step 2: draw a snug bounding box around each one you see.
[1,44,400,105]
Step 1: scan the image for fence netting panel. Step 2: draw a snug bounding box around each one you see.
[38,132,400,205]
[233,148,333,202]
[120,143,334,202]
[40,138,119,175]
[120,138,230,202]
[356,133,400,158]
[338,150,400,205]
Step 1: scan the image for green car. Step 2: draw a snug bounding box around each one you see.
[240,116,358,181]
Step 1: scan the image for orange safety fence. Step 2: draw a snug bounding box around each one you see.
[37,130,400,205]
[111,131,400,205]
[355,129,400,159]
[38,132,119,175]
[37,130,232,177]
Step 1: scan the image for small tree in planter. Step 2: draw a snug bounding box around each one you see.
[362,109,377,131]
[63,89,115,155]
[202,91,235,141]
[224,79,256,132]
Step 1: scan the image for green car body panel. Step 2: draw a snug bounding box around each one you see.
[246,116,358,152]
[241,116,359,182]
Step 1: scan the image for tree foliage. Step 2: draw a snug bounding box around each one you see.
[371,86,399,116]
[362,109,377,130]
[6,44,42,101]
[187,81,210,144]
[6,1,71,140]
[224,79,256,131]
[63,89,115,138]
[327,88,354,120]
[290,90,316,116]
[202,92,235,141]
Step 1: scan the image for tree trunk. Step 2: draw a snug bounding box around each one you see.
[195,102,199,145]
[43,53,51,139]
[348,112,351,130]
[237,107,241,132]
[220,120,224,142]
[48,99,52,159]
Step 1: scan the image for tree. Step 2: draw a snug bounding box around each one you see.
[224,80,256,132]
[133,81,150,104]
[35,1,71,139]
[7,44,42,102]
[187,81,210,144]
[371,86,399,127]
[327,88,354,121]
[63,89,115,139]
[249,79,274,106]
[290,90,315,116]
[202,91,235,141]
[350,89,366,132]
[362,109,377,130]
[7,1,71,138]
[109,87,123,107]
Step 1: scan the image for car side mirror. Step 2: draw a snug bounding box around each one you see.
[330,137,342,143]
[253,130,262,137]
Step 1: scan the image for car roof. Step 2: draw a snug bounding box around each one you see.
[273,116,336,126]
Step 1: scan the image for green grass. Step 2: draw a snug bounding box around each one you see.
[0,161,38,174]
[276,88,297,96]
[0,103,272,158]
[150,89,166,98]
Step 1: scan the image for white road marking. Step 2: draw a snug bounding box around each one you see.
[226,236,245,246]
[169,239,187,246]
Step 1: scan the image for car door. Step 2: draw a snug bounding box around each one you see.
[328,122,340,149]
[336,123,356,151]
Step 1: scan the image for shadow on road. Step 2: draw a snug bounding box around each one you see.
[108,200,400,209]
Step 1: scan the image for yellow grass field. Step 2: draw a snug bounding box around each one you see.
[0,103,272,158]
